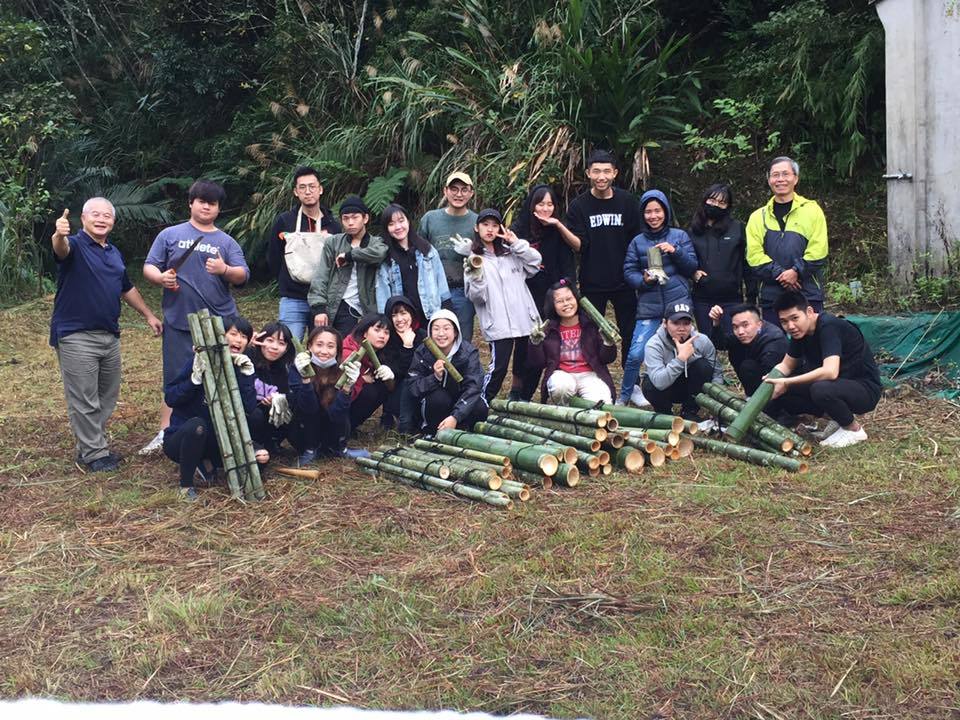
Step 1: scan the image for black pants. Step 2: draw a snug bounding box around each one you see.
[163,418,220,488]
[382,377,418,433]
[484,337,536,402]
[248,406,308,455]
[295,406,350,456]
[420,387,488,433]
[693,297,740,336]
[734,357,767,396]
[584,288,636,367]
[350,381,390,431]
[332,300,362,337]
[766,379,881,427]
[641,357,714,417]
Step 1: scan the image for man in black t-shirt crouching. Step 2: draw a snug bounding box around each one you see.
[763,291,882,448]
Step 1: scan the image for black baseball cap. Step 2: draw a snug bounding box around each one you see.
[664,303,694,322]
[476,208,503,225]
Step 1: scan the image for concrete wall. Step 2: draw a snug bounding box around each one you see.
[877,0,960,284]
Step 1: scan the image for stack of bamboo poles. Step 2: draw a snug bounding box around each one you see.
[187,309,265,501]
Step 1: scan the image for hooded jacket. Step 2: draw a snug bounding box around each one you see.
[642,324,724,391]
[381,295,427,378]
[509,184,577,310]
[745,193,828,305]
[374,240,451,320]
[623,190,699,320]
[465,237,543,341]
[307,231,388,317]
[526,310,617,402]
[408,309,485,425]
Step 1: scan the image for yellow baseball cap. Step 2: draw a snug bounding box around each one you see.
[445,171,474,188]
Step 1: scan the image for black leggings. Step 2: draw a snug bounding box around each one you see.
[483,337,535,402]
[350,381,390,431]
[420,387,488,433]
[767,379,881,427]
[163,418,220,488]
[583,288,636,368]
[641,357,714,417]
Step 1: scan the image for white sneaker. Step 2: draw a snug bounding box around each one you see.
[614,397,627,406]
[138,429,165,455]
[697,418,717,433]
[820,426,867,448]
[630,386,651,408]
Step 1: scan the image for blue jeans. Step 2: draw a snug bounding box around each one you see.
[449,287,476,343]
[619,318,661,401]
[279,297,312,343]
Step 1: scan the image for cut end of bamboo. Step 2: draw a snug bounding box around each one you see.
[597,450,610,465]
[601,463,613,475]
[588,439,601,452]
[671,417,686,433]
[608,433,625,449]
[781,439,795,453]
[588,466,600,477]
[517,487,531,501]
[797,462,809,473]
[468,254,483,268]
[684,421,699,435]
[666,431,680,446]
[799,443,813,457]
[647,447,666,467]
[605,417,619,431]
[542,476,554,490]
[562,447,578,465]
[676,438,694,457]
[539,454,559,476]
[274,466,321,481]
[489,476,503,491]
[562,465,580,487]
[595,428,608,442]
[621,449,644,472]
[586,454,600,470]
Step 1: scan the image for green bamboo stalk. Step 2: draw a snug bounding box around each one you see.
[567,397,684,433]
[695,393,793,453]
[335,347,367,389]
[487,414,601,453]
[725,368,783,442]
[435,430,560,476]
[391,447,503,490]
[412,439,512,472]
[423,337,463,382]
[473,422,579,465]
[512,468,552,490]
[356,456,513,508]
[613,446,645,473]
[370,450,451,479]
[613,435,667,467]
[489,398,611,428]
[291,333,314,378]
[578,296,621,346]
[210,314,265,500]
[498,412,609,442]
[497,480,531,501]
[553,462,580,487]
[685,434,808,473]
[701,382,811,455]
[636,427,679,446]
[187,312,242,499]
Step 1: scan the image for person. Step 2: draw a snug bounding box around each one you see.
[527,279,616,405]
[375,203,451,323]
[141,179,250,454]
[464,208,542,402]
[245,321,298,463]
[688,183,748,333]
[49,199,163,472]
[288,326,366,465]
[340,313,394,431]
[764,292,881,448]
[308,195,387,336]
[418,172,479,340]
[746,156,829,325]
[640,303,723,420]
[408,309,487,433]
[509,184,578,315]
[380,296,426,433]
[620,189,698,406]
[708,303,787,395]
[564,150,643,363]
[267,166,342,341]
[162,316,256,500]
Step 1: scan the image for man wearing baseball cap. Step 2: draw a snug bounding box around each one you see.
[418,171,479,340]
[640,302,723,420]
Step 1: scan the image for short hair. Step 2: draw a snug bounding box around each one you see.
[350,312,390,342]
[773,291,809,314]
[769,156,800,177]
[223,315,253,340]
[81,197,116,216]
[586,149,617,168]
[728,303,761,321]
[188,179,226,206]
[293,166,321,187]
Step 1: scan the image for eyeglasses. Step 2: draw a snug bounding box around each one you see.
[447,186,473,195]
[769,172,794,180]
[296,183,320,191]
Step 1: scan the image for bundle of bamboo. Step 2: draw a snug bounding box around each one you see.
[187,310,265,501]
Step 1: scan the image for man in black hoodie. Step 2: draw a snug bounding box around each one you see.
[709,303,787,395]
[565,150,643,365]
[267,166,342,341]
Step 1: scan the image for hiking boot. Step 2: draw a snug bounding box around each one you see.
[139,430,165,455]
[820,426,868,448]
[82,455,120,473]
[342,447,371,460]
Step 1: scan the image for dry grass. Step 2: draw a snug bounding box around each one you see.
[1,287,958,718]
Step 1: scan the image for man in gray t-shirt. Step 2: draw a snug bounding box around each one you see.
[418,171,478,341]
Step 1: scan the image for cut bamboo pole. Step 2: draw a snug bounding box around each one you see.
[290,333,314,377]
[423,338,463,383]
[413,439,511,472]
[488,414,601,453]
[489,398,610,428]
[500,412,609,442]
[726,369,783,442]
[685,434,808,473]
[335,347,366,389]
[632,427,679,447]
[701,382,812,455]
[473,422,578,465]
[435,430,560,476]
[695,394,794,453]
[497,480,531,501]
[553,463,580,487]
[578,296,621,346]
[274,466,321,481]
[371,450,450,479]
[362,339,394,390]
[357,457,513,508]
[568,397,684,433]
[391,447,503,490]
[613,447,645,473]
[512,469,552,490]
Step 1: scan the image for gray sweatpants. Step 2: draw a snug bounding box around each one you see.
[56,331,122,463]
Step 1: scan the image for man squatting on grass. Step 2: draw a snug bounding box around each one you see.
[763,291,882,448]
[708,302,787,395]
[49,199,163,473]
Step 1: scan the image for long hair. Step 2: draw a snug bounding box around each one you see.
[350,313,391,344]
[542,278,580,323]
[689,183,734,235]
[380,203,432,256]
[471,215,509,256]
[306,325,343,408]
[248,320,294,371]
[523,185,556,244]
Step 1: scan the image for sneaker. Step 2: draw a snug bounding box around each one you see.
[82,455,120,473]
[342,447,371,460]
[614,397,628,406]
[697,418,717,433]
[820,426,868,448]
[194,465,214,487]
[812,420,841,442]
[179,486,199,501]
[139,430,165,455]
[630,386,651,408]
[298,448,317,467]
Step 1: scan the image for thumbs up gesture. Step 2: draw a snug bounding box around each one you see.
[205,246,227,276]
[54,209,70,239]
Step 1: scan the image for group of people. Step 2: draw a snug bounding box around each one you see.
[49,151,882,498]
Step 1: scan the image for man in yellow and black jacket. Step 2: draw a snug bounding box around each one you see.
[746,156,828,326]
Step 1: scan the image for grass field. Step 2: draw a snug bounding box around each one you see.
[1,287,958,719]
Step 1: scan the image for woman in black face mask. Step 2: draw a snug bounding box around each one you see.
[687,184,749,334]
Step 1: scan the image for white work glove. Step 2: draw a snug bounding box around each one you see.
[268,393,292,427]
[294,351,312,377]
[463,257,483,280]
[190,351,207,385]
[231,352,255,376]
[528,319,549,345]
[341,360,361,388]
[374,365,395,382]
[451,233,473,256]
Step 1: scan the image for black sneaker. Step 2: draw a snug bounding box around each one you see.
[179,486,199,501]
[83,455,120,473]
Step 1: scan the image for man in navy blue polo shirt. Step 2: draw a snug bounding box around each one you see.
[50,198,163,472]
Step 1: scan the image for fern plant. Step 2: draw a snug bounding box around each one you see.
[362,168,410,215]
